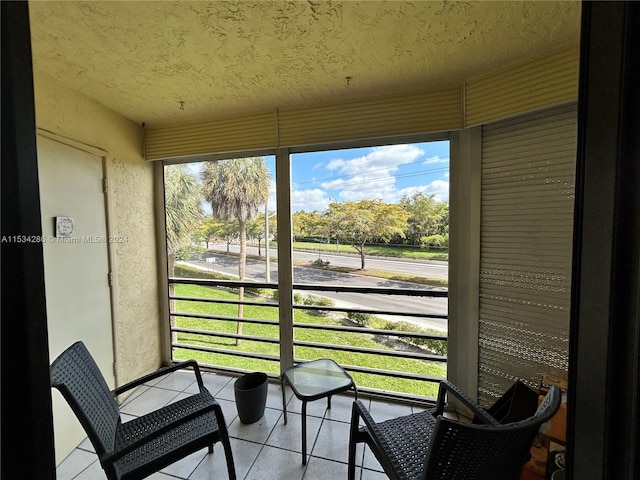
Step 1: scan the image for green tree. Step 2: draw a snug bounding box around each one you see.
[199,216,224,249]
[248,210,277,257]
[201,158,271,340]
[292,210,327,240]
[328,199,409,269]
[400,193,449,246]
[164,165,202,273]
[218,219,239,253]
[164,165,202,344]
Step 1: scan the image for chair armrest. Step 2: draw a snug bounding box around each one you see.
[435,380,498,426]
[112,359,204,396]
[352,400,378,434]
[350,400,401,480]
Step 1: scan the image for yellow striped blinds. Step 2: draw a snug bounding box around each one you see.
[144,111,276,161]
[466,46,579,127]
[477,103,577,405]
[277,85,462,147]
[144,46,579,161]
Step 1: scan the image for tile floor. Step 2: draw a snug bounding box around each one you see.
[55,369,444,480]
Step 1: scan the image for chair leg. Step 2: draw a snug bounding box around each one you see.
[347,442,357,480]
[208,443,214,454]
[213,404,237,480]
[348,403,360,480]
[222,436,237,480]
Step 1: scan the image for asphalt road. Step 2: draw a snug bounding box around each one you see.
[187,243,449,331]
[208,243,448,279]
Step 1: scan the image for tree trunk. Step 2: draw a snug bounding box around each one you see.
[360,241,366,270]
[236,220,246,344]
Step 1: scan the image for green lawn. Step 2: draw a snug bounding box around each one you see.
[292,241,448,261]
[172,283,446,397]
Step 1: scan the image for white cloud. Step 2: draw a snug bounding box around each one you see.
[424,180,450,202]
[326,144,423,174]
[266,180,277,212]
[423,155,449,165]
[325,158,346,171]
[321,144,424,201]
[291,188,327,212]
[394,180,450,202]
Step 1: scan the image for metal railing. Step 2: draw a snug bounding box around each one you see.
[168,277,448,402]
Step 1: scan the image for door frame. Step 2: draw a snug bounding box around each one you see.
[36,128,121,388]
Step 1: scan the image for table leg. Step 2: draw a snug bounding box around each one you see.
[327,394,332,410]
[281,375,288,425]
[302,400,307,465]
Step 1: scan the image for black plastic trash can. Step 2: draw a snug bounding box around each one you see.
[234,372,268,424]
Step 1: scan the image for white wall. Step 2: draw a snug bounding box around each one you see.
[33,69,163,462]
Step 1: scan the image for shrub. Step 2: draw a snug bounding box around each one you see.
[311,258,330,267]
[382,321,447,356]
[419,234,449,249]
[302,294,334,307]
[347,311,372,326]
[173,263,233,281]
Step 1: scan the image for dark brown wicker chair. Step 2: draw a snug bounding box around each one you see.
[50,341,236,480]
[348,380,561,480]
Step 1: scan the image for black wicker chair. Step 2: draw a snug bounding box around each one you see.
[50,341,236,480]
[348,380,561,480]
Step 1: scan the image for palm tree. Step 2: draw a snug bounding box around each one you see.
[164,165,202,343]
[201,158,271,341]
[165,165,202,270]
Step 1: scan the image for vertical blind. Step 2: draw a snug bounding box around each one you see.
[478,103,577,404]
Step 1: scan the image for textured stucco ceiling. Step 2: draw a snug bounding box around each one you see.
[29,1,581,127]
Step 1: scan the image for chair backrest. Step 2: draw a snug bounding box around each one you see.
[423,386,561,480]
[50,341,120,456]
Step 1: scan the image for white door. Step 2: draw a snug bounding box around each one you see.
[37,134,115,463]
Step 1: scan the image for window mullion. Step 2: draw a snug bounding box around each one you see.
[275,147,294,373]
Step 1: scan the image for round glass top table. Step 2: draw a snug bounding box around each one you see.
[281,358,357,464]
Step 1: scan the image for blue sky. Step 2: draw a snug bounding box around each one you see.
[188,140,449,214]
[287,141,449,212]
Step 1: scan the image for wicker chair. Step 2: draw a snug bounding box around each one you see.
[50,341,236,480]
[348,380,561,480]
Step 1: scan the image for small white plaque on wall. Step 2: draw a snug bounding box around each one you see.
[55,216,75,237]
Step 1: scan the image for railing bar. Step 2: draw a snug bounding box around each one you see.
[171,312,279,326]
[293,283,448,297]
[290,358,444,383]
[173,314,446,340]
[356,387,438,406]
[294,341,446,362]
[340,364,445,383]
[169,277,447,297]
[173,328,280,344]
[173,343,280,362]
[294,303,448,319]
[200,364,281,380]
[292,322,447,340]
[170,277,275,289]
[171,327,447,362]
[172,295,279,308]
[172,296,445,319]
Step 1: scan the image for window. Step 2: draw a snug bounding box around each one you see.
[162,139,451,399]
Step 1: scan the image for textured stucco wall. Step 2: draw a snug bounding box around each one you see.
[33,69,162,383]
